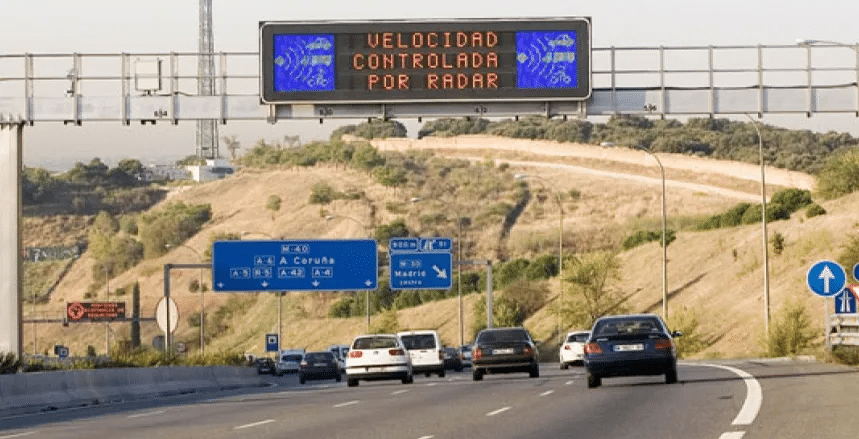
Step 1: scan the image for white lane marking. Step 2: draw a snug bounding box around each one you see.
[540,390,555,396]
[334,400,360,408]
[425,382,438,386]
[416,436,435,439]
[0,432,38,439]
[234,419,275,430]
[127,410,166,419]
[719,432,746,439]
[391,389,409,395]
[486,406,512,416]
[565,380,575,385]
[692,363,763,426]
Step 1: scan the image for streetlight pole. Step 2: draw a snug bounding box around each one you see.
[514,174,564,343]
[745,114,771,337]
[634,148,668,320]
[325,215,373,332]
[410,197,466,346]
[165,243,206,354]
[105,266,110,355]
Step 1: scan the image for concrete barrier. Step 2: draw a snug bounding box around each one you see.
[0,366,263,416]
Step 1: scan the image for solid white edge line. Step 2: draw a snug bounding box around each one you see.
[0,432,38,439]
[416,436,435,439]
[692,363,763,426]
[127,409,166,419]
[718,432,746,439]
[565,380,575,385]
[486,406,512,416]
[391,389,409,395]
[334,400,360,408]
[234,419,275,430]
[540,390,555,396]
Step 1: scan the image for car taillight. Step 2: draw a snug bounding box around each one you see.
[655,339,674,350]
[523,347,533,356]
[389,348,404,356]
[473,347,483,360]
[439,351,445,360]
[584,342,602,355]
[300,360,308,368]
[564,345,571,350]
[349,351,363,358]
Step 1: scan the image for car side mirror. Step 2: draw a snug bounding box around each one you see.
[672,330,683,338]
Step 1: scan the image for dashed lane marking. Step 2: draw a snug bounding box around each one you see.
[540,390,555,396]
[234,419,275,430]
[333,400,360,408]
[486,406,512,416]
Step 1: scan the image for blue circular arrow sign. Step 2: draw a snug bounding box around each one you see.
[807,260,846,297]
[853,263,859,282]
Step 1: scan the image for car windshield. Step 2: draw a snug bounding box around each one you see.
[593,317,662,336]
[353,336,399,350]
[400,334,437,350]
[478,329,529,343]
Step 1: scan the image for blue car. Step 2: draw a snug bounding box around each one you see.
[583,313,682,388]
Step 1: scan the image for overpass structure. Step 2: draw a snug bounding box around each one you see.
[1,42,858,356]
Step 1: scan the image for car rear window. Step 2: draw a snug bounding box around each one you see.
[567,333,588,342]
[400,334,437,350]
[305,352,333,362]
[477,328,529,343]
[281,354,302,362]
[593,318,661,336]
[353,336,399,349]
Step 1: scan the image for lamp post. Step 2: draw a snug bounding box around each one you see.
[744,114,771,337]
[410,197,466,347]
[105,266,110,355]
[633,148,668,320]
[325,215,373,332]
[240,231,283,351]
[513,174,564,343]
[165,243,207,354]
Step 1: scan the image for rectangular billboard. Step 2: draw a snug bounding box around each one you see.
[65,302,126,322]
[260,18,591,104]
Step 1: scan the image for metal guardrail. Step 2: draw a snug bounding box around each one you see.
[0,43,857,122]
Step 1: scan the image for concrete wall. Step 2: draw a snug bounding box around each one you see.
[0,366,263,416]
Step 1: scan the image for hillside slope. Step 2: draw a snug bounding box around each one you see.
[22,136,834,360]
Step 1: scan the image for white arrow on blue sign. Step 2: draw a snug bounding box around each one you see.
[807,260,846,297]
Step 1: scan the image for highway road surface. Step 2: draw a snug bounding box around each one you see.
[1,359,857,439]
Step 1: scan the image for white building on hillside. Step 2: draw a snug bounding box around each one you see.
[188,159,235,182]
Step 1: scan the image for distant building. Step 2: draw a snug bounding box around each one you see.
[140,164,192,182]
[187,158,235,182]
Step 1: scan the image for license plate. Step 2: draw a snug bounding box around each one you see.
[614,344,644,352]
[314,363,327,367]
[493,348,514,355]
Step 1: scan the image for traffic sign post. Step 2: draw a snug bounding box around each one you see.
[807,260,846,297]
[212,239,378,292]
[389,237,453,290]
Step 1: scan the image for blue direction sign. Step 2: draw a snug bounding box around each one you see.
[807,259,846,297]
[212,239,378,292]
[835,287,858,314]
[266,333,279,352]
[389,237,453,290]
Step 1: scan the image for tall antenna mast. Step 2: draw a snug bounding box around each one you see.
[197,0,218,160]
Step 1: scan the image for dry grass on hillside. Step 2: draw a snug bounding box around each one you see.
[20,137,839,361]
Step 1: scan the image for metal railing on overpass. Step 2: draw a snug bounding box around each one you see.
[0,43,857,122]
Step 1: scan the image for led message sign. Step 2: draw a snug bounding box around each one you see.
[260,18,591,104]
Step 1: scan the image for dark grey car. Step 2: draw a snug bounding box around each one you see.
[471,327,539,381]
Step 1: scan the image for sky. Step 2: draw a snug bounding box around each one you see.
[2,0,859,171]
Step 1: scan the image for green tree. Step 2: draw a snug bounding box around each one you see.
[816,148,859,199]
[562,252,627,328]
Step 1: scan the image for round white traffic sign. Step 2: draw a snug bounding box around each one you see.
[156,297,179,334]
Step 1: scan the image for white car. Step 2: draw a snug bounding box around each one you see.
[559,330,590,369]
[345,334,413,387]
[276,349,305,376]
[398,330,445,378]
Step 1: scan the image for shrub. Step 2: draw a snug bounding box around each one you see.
[666,306,706,358]
[832,345,859,366]
[771,232,786,256]
[309,183,336,204]
[805,203,826,218]
[524,254,559,280]
[0,352,20,374]
[770,188,812,212]
[622,229,676,250]
[816,148,859,200]
[765,299,815,357]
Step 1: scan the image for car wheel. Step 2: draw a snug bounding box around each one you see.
[529,363,540,378]
[335,374,342,382]
[402,374,413,384]
[586,372,601,388]
[299,376,306,384]
[347,378,359,387]
[438,369,445,378]
[472,369,484,381]
[455,366,463,372]
[665,367,678,384]
[560,362,569,370]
